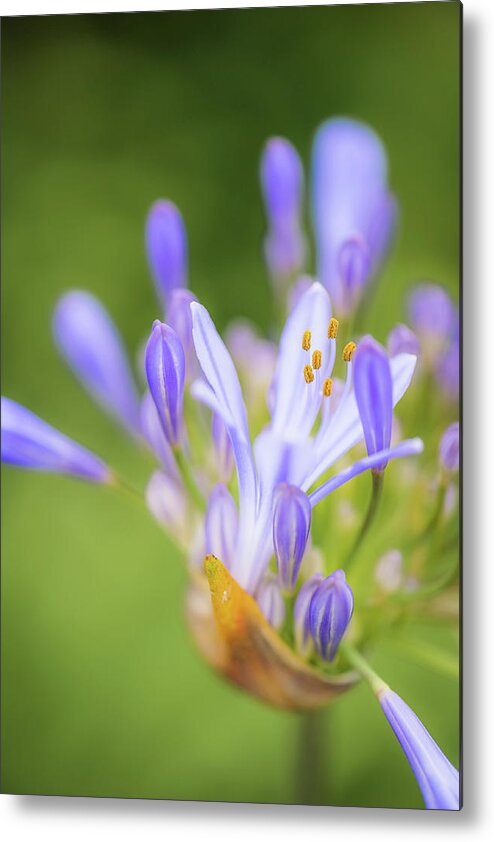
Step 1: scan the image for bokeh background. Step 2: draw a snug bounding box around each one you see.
[2,3,460,807]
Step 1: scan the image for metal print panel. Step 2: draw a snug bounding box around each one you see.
[1,1,461,810]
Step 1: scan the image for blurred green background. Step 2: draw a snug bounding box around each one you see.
[1,3,459,807]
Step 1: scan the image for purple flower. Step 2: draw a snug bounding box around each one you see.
[204,483,238,571]
[379,689,459,810]
[408,284,457,348]
[145,200,188,310]
[272,483,311,594]
[167,289,199,382]
[256,574,285,630]
[387,323,421,358]
[312,117,397,315]
[211,412,234,483]
[145,320,185,447]
[309,569,354,661]
[293,573,323,657]
[53,290,141,437]
[260,137,305,282]
[1,397,110,483]
[439,422,460,472]
[353,335,393,472]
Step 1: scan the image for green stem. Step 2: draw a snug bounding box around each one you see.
[111,473,146,507]
[174,447,206,512]
[296,707,328,805]
[345,471,384,570]
[340,642,388,696]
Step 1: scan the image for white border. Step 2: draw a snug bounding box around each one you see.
[2,0,494,839]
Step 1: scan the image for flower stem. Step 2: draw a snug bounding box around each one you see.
[296,707,328,805]
[340,642,388,696]
[345,470,384,570]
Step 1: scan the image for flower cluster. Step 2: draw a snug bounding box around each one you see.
[1,117,460,810]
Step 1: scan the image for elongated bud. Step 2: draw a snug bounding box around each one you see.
[293,573,323,657]
[1,397,110,483]
[309,569,354,661]
[354,335,393,472]
[211,412,234,483]
[167,289,199,381]
[439,421,460,472]
[256,574,286,630]
[205,483,238,571]
[272,483,311,594]
[145,470,187,545]
[53,290,141,437]
[146,200,188,310]
[387,323,420,357]
[378,688,459,810]
[145,320,185,447]
[408,284,456,347]
[338,236,371,311]
[140,392,178,477]
[260,137,305,281]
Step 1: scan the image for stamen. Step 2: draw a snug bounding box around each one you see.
[304,364,315,384]
[312,350,322,370]
[328,318,339,339]
[343,341,357,362]
[323,378,333,397]
[302,331,312,351]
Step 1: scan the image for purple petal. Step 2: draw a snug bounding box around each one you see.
[211,412,234,483]
[1,397,110,483]
[387,323,421,358]
[436,338,459,400]
[338,237,372,313]
[272,483,312,593]
[145,321,185,447]
[312,117,395,314]
[204,483,238,571]
[379,689,459,810]
[146,200,188,310]
[53,290,141,437]
[145,470,187,543]
[408,284,457,344]
[166,289,199,382]
[309,569,354,661]
[260,137,305,280]
[140,391,178,477]
[256,574,286,630]
[354,335,393,470]
[439,422,460,472]
[293,573,323,657]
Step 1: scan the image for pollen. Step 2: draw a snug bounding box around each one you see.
[312,349,322,370]
[343,341,357,362]
[304,364,315,384]
[328,318,339,339]
[302,330,312,351]
[323,378,333,397]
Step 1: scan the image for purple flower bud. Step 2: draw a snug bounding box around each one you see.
[272,483,311,594]
[211,412,234,483]
[140,391,178,477]
[256,574,286,630]
[439,422,460,472]
[205,483,238,571]
[145,321,185,447]
[387,323,421,358]
[53,290,141,437]
[145,200,188,310]
[354,336,393,472]
[1,397,110,483]
[378,689,459,810]
[436,338,459,400]
[408,284,457,346]
[260,137,305,280]
[293,573,323,657]
[309,570,354,662]
[166,289,199,382]
[145,470,187,544]
[338,236,372,312]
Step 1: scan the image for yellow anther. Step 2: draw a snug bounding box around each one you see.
[328,318,339,339]
[312,349,322,370]
[302,331,312,351]
[304,364,315,384]
[343,341,357,362]
[323,378,333,397]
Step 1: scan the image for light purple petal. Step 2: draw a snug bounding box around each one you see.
[140,391,178,477]
[53,290,141,437]
[1,397,110,483]
[256,574,286,630]
[211,412,234,483]
[145,321,185,447]
[387,323,421,358]
[145,470,187,543]
[166,289,199,382]
[272,483,312,593]
[439,422,460,472]
[408,284,457,344]
[294,573,323,657]
[353,335,393,469]
[379,689,460,810]
[204,483,238,571]
[145,200,188,310]
[260,137,305,281]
